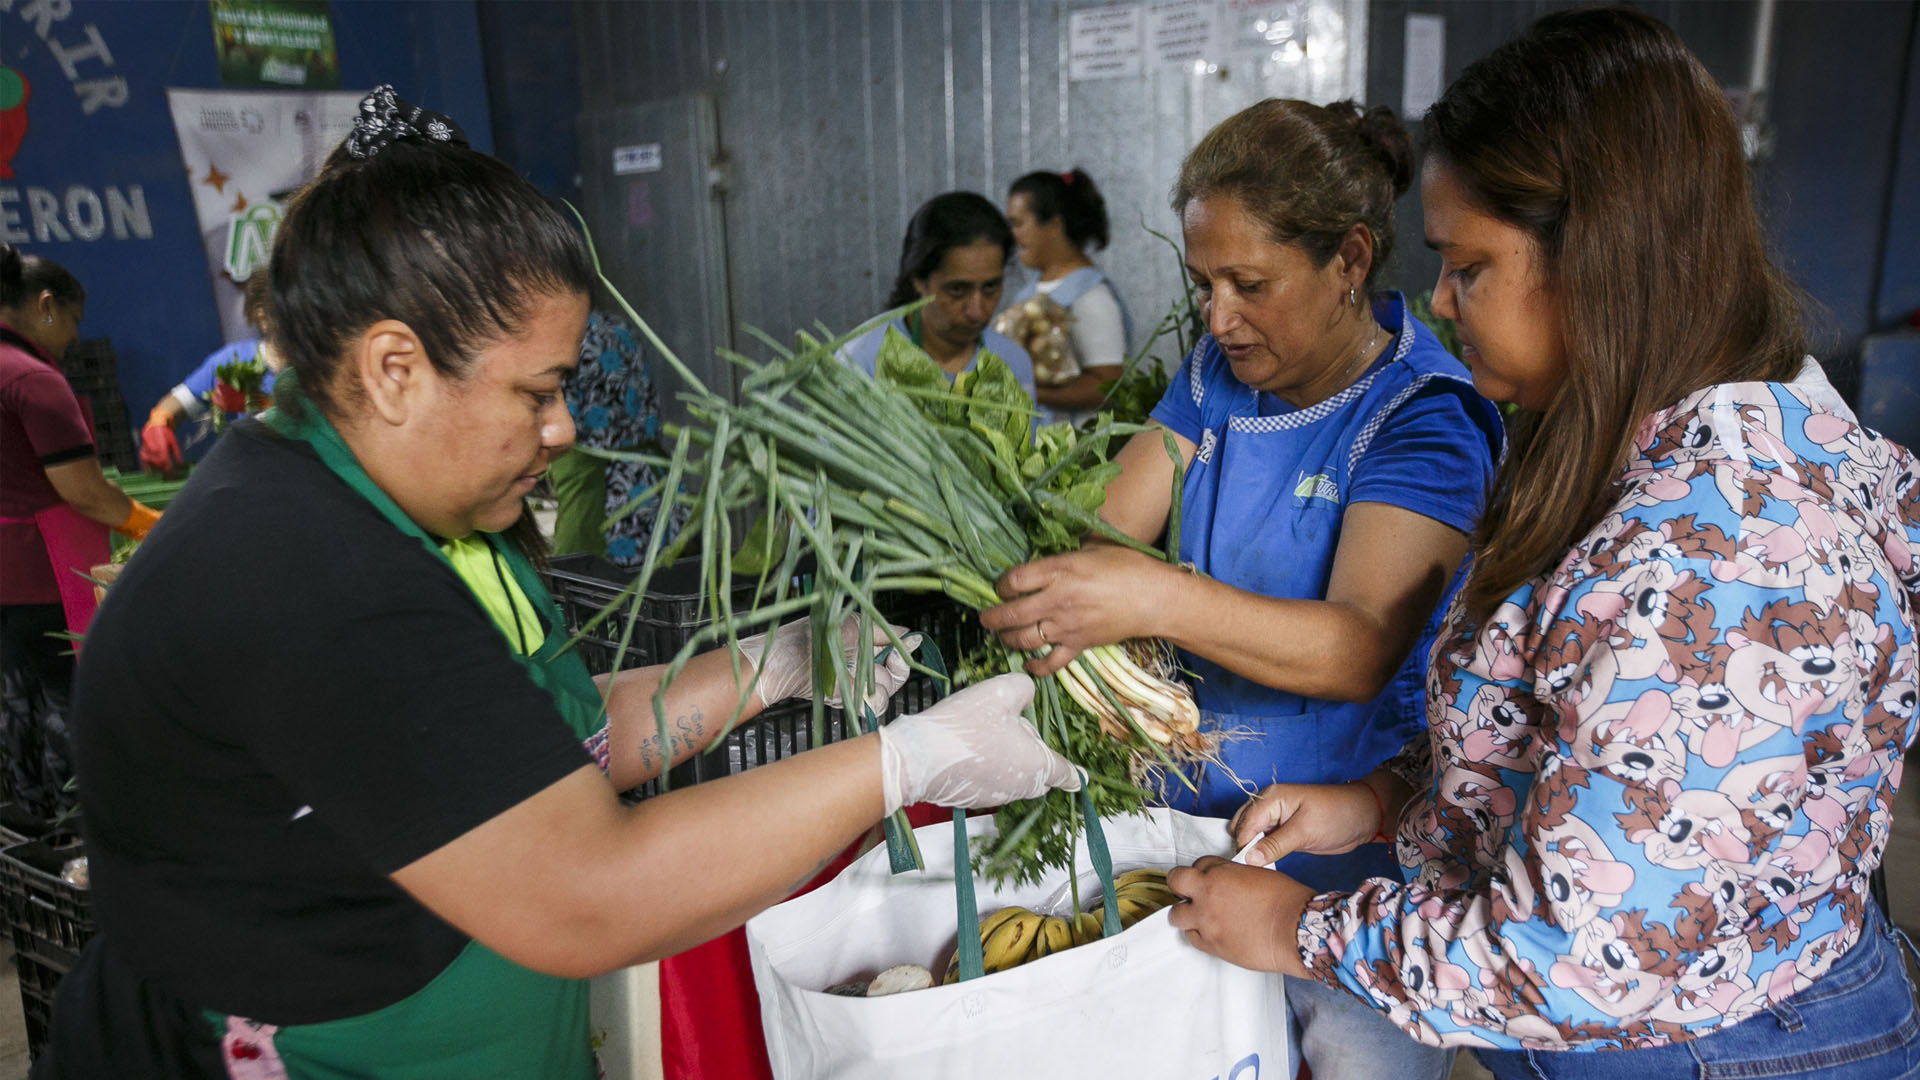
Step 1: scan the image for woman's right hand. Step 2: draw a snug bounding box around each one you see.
[876,673,1081,813]
[1230,780,1385,865]
[140,413,183,473]
[981,543,1183,676]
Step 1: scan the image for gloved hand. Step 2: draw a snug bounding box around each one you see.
[876,673,1082,814]
[139,413,182,474]
[735,617,921,716]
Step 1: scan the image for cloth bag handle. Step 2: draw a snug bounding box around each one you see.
[857,633,953,874]
[950,782,1119,983]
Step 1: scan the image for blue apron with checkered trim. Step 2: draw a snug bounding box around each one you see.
[1164,293,1471,892]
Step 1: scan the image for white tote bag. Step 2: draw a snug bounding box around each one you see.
[746,807,1286,1079]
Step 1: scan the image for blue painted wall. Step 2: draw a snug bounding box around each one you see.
[476,0,580,206]
[2,0,493,442]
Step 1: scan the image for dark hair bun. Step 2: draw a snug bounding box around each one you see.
[1352,104,1415,198]
[0,245,20,300]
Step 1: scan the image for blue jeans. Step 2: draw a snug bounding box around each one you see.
[1474,909,1920,1080]
[1287,974,1454,1080]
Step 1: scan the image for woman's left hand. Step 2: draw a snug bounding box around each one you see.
[1166,857,1316,977]
[980,544,1179,676]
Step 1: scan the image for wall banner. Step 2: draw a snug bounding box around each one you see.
[165,88,361,340]
[209,1,340,89]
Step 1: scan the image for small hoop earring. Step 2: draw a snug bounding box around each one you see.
[1348,285,1359,309]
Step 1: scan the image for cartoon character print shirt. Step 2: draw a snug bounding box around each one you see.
[564,310,687,565]
[1297,361,1920,1051]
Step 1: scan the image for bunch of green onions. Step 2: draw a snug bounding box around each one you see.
[565,224,1212,883]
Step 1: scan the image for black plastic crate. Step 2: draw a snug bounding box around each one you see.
[88,402,136,473]
[0,837,93,956]
[872,589,987,676]
[543,553,791,676]
[0,803,53,849]
[12,936,68,1061]
[60,338,117,383]
[543,552,981,677]
[0,812,72,929]
[58,338,137,473]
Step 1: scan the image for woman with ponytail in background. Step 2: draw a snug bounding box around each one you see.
[1005,168,1131,425]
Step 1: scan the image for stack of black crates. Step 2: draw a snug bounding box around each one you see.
[0,808,89,1060]
[61,338,137,473]
[540,553,982,798]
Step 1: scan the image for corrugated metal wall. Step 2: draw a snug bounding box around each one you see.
[575,0,1368,369]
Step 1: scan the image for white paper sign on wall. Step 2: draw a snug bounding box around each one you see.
[1402,14,1446,118]
[1070,4,1144,81]
[1148,0,1216,68]
[613,143,663,175]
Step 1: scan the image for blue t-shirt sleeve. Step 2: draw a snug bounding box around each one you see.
[838,322,891,377]
[1148,339,1211,444]
[1346,377,1502,535]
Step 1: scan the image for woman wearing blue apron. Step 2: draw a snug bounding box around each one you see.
[1004,169,1131,426]
[841,191,1035,397]
[984,100,1503,1080]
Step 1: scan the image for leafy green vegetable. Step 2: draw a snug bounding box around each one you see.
[567,204,1200,887]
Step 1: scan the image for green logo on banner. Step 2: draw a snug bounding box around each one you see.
[225,201,280,281]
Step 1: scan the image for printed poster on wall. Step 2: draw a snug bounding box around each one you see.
[166,88,361,341]
[209,1,339,89]
[1069,5,1144,81]
[1149,1,1218,69]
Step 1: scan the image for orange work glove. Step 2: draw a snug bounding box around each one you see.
[116,500,161,541]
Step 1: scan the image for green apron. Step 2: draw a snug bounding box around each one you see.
[242,388,605,1079]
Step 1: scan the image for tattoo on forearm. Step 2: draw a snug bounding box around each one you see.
[632,705,708,775]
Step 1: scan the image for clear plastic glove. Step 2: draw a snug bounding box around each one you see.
[876,673,1082,814]
[735,617,921,716]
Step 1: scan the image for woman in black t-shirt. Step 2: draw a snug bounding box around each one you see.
[39,88,1081,1079]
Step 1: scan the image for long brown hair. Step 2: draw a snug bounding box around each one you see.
[1172,99,1414,291]
[1427,8,1807,625]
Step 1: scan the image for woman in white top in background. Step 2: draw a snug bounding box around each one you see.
[1006,169,1131,425]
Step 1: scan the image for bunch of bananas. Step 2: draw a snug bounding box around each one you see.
[943,868,1180,983]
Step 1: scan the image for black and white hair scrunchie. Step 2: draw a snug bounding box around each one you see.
[342,84,468,161]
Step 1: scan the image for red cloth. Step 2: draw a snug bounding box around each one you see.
[657,802,950,1079]
[0,322,96,605]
